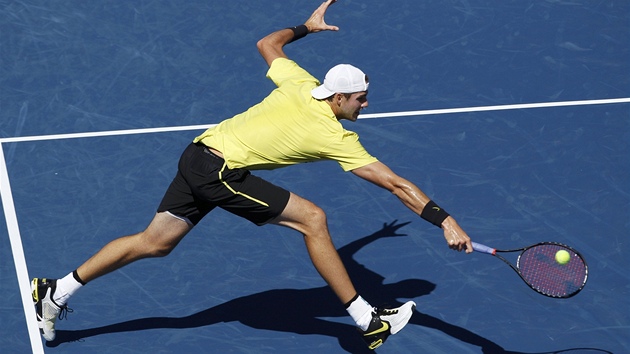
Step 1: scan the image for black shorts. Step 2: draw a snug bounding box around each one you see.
[157,143,291,226]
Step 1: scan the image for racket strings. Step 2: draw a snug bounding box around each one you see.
[517,244,587,298]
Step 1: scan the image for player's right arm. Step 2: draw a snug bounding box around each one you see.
[257,0,339,67]
[351,161,473,253]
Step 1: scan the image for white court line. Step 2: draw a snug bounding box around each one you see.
[0,97,628,144]
[0,123,216,144]
[358,97,630,119]
[0,144,46,354]
[0,96,629,354]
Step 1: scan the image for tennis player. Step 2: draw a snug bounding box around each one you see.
[32,0,472,349]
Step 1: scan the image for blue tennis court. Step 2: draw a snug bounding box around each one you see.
[1,1,629,353]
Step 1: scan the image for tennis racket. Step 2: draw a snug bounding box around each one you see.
[472,241,588,298]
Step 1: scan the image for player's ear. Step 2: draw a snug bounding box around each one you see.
[334,93,344,105]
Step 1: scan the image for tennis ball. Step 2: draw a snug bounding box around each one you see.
[555,250,571,265]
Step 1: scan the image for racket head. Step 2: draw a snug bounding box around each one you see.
[516,242,588,298]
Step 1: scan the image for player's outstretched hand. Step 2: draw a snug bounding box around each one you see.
[305,0,339,33]
[441,217,473,253]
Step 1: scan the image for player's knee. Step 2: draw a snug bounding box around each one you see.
[150,244,175,258]
[138,231,177,258]
[302,204,328,234]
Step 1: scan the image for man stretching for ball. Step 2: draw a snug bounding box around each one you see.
[31,0,473,349]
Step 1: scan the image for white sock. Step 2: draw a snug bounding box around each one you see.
[53,272,83,306]
[346,295,374,331]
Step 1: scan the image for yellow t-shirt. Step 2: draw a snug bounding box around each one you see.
[193,58,377,171]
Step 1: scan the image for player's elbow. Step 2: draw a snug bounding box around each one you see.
[256,38,267,55]
[257,34,287,66]
[257,39,276,66]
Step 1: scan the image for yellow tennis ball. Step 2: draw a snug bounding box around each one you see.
[555,250,571,265]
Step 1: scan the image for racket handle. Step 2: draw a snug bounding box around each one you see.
[471,241,496,255]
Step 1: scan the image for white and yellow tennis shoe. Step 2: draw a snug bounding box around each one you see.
[31,278,72,341]
[359,300,416,349]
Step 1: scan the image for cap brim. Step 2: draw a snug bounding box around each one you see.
[311,85,334,100]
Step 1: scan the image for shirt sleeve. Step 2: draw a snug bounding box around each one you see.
[267,58,320,88]
[321,130,379,172]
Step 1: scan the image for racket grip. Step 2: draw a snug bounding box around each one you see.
[471,242,496,255]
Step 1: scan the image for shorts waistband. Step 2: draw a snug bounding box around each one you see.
[194,142,224,160]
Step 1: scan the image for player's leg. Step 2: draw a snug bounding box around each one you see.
[31,143,208,341]
[76,211,192,283]
[270,192,416,349]
[270,192,357,304]
[32,212,191,341]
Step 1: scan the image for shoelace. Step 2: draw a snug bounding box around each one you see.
[376,307,398,316]
[58,305,74,321]
[376,309,398,316]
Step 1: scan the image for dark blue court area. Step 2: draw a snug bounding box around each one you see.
[1,1,628,353]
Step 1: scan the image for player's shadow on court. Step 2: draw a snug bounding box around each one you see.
[47,221,526,352]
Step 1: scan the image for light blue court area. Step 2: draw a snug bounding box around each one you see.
[1,1,629,353]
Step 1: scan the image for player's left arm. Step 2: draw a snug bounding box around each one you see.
[351,161,473,253]
[257,0,339,67]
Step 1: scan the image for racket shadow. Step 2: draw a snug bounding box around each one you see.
[44,220,587,353]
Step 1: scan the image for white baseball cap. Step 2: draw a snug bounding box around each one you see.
[311,64,369,100]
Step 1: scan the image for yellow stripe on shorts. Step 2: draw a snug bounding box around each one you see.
[218,162,269,207]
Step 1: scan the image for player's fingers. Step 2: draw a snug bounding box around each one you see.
[448,235,470,252]
[308,0,338,32]
[324,0,337,8]
[316,0,336,16]
[465,239,474,253]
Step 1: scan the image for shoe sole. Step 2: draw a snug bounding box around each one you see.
[31,278,40,303]
[31,278,47,333]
